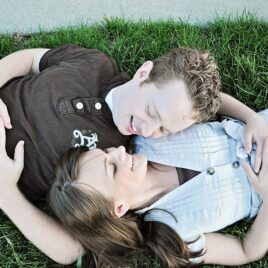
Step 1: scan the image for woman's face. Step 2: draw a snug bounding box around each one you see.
[77,146,148,211]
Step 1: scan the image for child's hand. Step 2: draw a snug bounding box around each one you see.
[242,137,268,202]
[0,118,24,203]
[243,114,268,173]
[0,98,12,129]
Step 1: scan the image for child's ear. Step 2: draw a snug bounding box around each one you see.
[113,201,129,218]
[133,61,153,83]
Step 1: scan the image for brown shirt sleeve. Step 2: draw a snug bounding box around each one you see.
[39,44,102,72]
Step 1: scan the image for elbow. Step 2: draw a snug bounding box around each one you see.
[242,242,265,264]
[51,253,79,266]
[243,252,265,264]
[50,243,84,265]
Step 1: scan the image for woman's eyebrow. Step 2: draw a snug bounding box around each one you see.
[104,158,108,177]
[153,103,163,122]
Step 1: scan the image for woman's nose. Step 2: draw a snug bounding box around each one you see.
[117,146,126,160]
[108,146,126,160]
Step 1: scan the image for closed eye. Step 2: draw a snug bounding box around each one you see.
[146,105,155,118]
[103,149,117,175]
[112,163,117,174]
[160,127,170,136]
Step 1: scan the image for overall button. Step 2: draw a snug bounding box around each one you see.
[76,102,84,110]
[207,167,215,175]
[95,102,102,110]
[232,161,240,168]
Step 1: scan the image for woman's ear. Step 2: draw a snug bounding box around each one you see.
[113,201,129,218]
[133,61,153,83]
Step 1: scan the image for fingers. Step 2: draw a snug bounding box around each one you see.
[259,137,268,173]
[0,118,6,152]
[0,99,12,129]
[241,160,258,186]
[254,140,262,173]
[243,129,252,155]
[14,140,24,170]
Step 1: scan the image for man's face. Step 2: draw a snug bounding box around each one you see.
[112,62,196,138]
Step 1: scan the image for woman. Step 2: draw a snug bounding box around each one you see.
[49,110,268,267]
[1,46,268,266]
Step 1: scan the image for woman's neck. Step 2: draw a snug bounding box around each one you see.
[129,163,179,210]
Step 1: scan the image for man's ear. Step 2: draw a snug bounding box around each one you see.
[133,61,153,83]
[113,201,129,218]
[183,112,197,126]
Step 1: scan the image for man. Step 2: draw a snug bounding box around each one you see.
[0,44,268,264]
[0,44,266,201]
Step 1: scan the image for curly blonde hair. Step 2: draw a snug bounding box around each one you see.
[143,48,221,122]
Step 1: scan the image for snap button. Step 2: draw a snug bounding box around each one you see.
[207,167,215,175]
[95,102,102,110]
[76,102,84,110]
[232,161,240,168]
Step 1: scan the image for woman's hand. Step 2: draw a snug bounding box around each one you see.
[0,98,12,129]
[242,137,268,201]
[0,117,24,203]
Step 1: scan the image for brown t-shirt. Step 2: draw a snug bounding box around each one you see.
[0,45,132,201]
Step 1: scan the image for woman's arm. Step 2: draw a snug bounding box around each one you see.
[0,48,49,87]
[204,203,268,265]
[0,187,83,265]
[0,118,83,265]
[204,137,268,265]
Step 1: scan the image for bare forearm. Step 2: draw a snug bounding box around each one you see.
[219,92,257,123]
[0,48,49,88]
[242,202,268,261]
[0,187,83,265]
[204,204,268,266]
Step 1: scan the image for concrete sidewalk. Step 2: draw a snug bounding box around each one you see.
[0,0,267,33]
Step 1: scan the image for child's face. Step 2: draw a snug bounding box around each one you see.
[112,79,196,138]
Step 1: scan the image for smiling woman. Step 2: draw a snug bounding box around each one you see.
[77,146,149,211]
[49,110,268,268]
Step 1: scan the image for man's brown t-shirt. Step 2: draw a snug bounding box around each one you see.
[0,45,132,201]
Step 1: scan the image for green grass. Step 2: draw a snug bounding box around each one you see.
[0,14,268,267]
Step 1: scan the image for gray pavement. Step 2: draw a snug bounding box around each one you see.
[0,0,267,33]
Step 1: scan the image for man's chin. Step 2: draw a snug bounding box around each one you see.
[116,125,129,136]
[120,129,132,136]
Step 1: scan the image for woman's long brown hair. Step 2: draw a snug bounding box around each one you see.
[49,147,204,267]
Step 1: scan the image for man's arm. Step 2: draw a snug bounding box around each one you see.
[218,92,257,122]
[0,48,49,88]
[219,92,268,172]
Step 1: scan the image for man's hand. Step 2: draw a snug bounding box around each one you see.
[0,98,12,129]
[0,117,24,201]
[242,137,268,201]
[243,114,268,173]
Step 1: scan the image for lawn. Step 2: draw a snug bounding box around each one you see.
[0,14,268,268]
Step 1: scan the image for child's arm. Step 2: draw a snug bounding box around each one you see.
[219,92,268,172]
[0,48,49,87]
[0,120,83,265]
[203,138,268,265]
